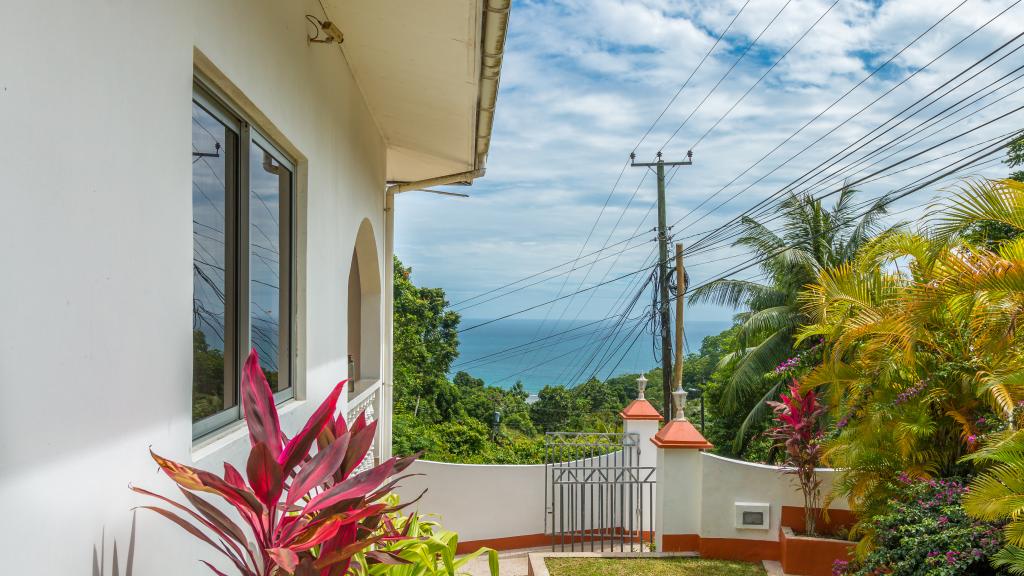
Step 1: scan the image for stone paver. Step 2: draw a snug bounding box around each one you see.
[461,547,546,576]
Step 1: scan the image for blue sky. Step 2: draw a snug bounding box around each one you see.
[394,0,1022,323]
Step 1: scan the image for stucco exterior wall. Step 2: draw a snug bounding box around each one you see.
[397,460,549,543]
[0,2,385,574]
[699,453,849,542]
[396,453,852,550]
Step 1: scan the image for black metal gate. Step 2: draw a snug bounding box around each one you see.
[544,432,656,552]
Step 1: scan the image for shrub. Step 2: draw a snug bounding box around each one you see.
[350,496,498,575]
[134,350,418,576]
[962,428,1024,574]
[767,382,826,535]
[836,475,1004,576]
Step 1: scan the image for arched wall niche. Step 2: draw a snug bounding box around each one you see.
[347,218,382,387]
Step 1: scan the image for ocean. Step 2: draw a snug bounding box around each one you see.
[450,318,731,393]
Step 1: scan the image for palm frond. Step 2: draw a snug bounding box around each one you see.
[721,328,793,411]
[934,178,1024,243]
[688,279,773,309]
[731,379,784,453]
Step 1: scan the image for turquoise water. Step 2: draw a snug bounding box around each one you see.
[451,318,731,393]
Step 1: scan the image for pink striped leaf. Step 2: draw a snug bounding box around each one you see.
[364,550,412,565]
[287,431,351,507]
[306,458,395,515]
[199,560,233,576]
[246,442,284,511]
[241,349,283,459]
[312,534,384,570]
[136,506,249,575]
[267,547,300,574]
[130,487,250,571]
[279,381,346,473]
[340,419,378,479]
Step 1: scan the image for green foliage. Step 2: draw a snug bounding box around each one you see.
[192,330,225,421]
[688,188,895,451]
[351,498,498,576]
[393,257,461,424]
[962,428,1024,575]
[961,141,1024,249]
[836,477,1004,576]
[1006,135,1024,183]
[391,256,752,464]
[795,179,1024,568]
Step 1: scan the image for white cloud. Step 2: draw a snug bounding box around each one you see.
[396,0,1022,328]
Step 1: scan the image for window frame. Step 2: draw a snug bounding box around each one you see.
[192,78,297,440]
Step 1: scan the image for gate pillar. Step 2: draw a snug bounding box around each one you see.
[653,387,712,552]
[619,374,662,470]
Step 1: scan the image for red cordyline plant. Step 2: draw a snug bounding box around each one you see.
[132,350,419,576]
[767,380,827,536]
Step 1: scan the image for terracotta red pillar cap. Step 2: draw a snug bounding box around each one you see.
[619,398,664,421]
[651,418,713,449]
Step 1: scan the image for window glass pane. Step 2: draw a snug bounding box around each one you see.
[192,101,236,422]
[249,140,292,393]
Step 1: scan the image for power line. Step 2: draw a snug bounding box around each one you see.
[689,0,841,151]
[666,0,978,237]
[684,108,1024,260]
[457,263,658,333]
[681,134,1019,298]
[450,228,654,308]
[659,0,798,152]
[631,0,753,154]
[453,237,654,312]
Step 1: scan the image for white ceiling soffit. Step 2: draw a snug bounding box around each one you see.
[326,0,509,184]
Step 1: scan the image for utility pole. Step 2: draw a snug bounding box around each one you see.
[630,151,692,416]
[672,243,685,394]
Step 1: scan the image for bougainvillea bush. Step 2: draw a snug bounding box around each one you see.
[835,475,1005,576]
[133,350,418,576]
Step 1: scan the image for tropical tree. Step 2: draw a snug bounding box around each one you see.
[393,257,461,423]
[689,187,893,449]
[962,429,1024,575]
[798,178,1024,557]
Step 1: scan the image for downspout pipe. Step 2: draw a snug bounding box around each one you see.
[476,0,510,171]
[386,168,485,195]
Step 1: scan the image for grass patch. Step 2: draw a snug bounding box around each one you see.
[544,556,765,576]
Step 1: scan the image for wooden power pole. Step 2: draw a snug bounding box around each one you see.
[672,243,685,398]
[630,151,692,415]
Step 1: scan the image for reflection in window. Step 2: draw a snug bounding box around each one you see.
[249,141,292,393]
[191,82,295,439]
[191,101,237,423]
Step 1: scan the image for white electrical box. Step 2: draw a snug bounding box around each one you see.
[735,502,770,530]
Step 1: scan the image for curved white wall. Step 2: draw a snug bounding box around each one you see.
[700,453,849,541]
[395,453,852,547]
[396,460,548,542]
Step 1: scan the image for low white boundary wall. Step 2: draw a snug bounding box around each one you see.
[396,460,547,542]
[396,453,851,546]
[700,453,849,541]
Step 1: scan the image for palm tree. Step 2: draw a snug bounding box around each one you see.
[797,179,1024,560]
[689,187,893,451]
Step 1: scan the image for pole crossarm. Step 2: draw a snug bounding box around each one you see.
[630,150,693,167]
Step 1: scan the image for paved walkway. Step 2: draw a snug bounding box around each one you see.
[461,547,546,576]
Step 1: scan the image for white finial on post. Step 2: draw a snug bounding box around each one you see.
[636,374,648,400]
[673,388,687,421]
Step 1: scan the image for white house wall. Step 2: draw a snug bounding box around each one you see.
[0,1,386,574]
